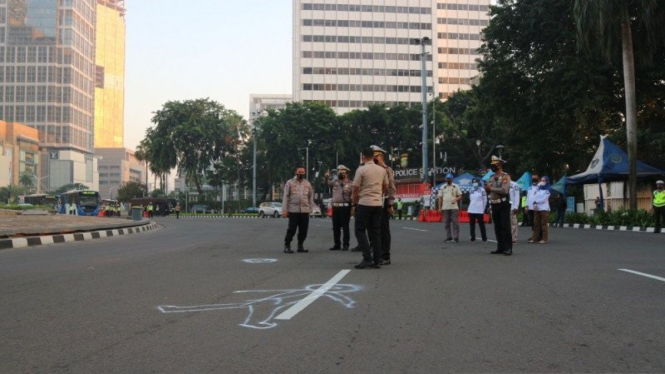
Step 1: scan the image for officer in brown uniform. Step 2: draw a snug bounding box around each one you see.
[282,167,315,253]
[484,155,513,256]
[325,165,353,251]
[371,145,396,265]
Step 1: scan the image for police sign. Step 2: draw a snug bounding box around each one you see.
[394,166,457,181]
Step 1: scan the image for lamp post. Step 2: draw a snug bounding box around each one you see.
[297,142,311,180]
[496,144,504,159]
[430,88,437,187]
[415,36,431,184]
[250,111,261,208]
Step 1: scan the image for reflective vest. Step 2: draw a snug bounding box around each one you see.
[396,201,403,210]
[654,190,665,208]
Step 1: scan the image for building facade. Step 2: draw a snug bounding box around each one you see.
[292,0,490,113]
[0,120,41,190]
[95,147,145,199]
[0,0,98,190]
[94,0,125,148]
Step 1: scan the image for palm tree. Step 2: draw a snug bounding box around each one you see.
[19,172,35,192]
[574,0,665,210]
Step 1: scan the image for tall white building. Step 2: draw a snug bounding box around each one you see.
[292,0,490,113]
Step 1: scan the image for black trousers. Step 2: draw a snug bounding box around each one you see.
[175,211,180,219]
[397,209,403,220]
[332,206,351,247]
[654,206,665,233]
[491,201,512,252]
[285,213,310,246]
[354,205,383,263]
[381,203,392,260]
[469,213,487,241]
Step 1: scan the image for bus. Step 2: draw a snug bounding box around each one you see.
[129,197,173,216]
[59,190,101,216]
[22,194,59,208]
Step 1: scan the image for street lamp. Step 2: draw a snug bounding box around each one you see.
[496,144,504,159]
[297,141,311,180]
[414,36,431,184]
[429,88,437,187]
[250,111,262,208]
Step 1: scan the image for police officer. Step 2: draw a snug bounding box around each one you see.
[147,202,154,218]
[371,145,396,265]
[282,167,315,253]
[325,165,353,251]
[653,180,665,233]
[484,155,513,255]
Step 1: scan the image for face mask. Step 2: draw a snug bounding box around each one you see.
[532,179,538,183]
[373,158,379,164]
[490,165,498,172]
[538,182,545,187]
[472,183,479,187]
[297,174,304,180]
[446,180,452,185]
[338,173,346,179]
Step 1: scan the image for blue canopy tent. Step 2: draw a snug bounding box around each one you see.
[565,135,665,209]
[482,170,494,181]
[550,176,566,195]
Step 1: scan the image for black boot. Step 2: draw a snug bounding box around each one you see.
[329,245,341,251]
[284,244,293,254]
[297,243,308,253]
[341,245,349,251]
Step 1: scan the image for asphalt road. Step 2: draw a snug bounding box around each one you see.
[1,216,664,373]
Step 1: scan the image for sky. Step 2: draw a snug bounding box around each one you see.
[124,0,293,152]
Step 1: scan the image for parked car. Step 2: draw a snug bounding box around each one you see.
[310,205,323,217]
[191,204,212,214]
[242,207,259,214]
[258,202,282,218]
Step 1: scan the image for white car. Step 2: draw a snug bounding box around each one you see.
[258,202,283,218]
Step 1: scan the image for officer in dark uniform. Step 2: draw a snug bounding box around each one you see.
[325,165,353,251]
[484,155,513,256]
[371,145,396,265]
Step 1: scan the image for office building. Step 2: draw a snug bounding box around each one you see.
[292,0,490,113]
[0,120,41,190]
[95,147,145,199]
[0,0,98,191]
[94,0,125,148]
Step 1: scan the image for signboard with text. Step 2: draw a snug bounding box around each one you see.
[394,166,457,182]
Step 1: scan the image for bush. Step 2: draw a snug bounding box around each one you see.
[564,208,655,229]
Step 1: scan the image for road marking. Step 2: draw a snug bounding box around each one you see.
[618,269,665,283]
[275,270,350,320]
[402,227,428,232]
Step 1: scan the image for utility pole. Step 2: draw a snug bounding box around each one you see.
[417,36,431,184]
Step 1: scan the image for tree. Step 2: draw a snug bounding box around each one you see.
[143,98,244,194]
[0,185,26,204]
[116,182,147,203]
[19,172,35,192]
[574,0,665,209]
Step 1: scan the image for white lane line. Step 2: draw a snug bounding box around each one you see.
[618,269,665,283]
[275,270,350,320]
[402,227,429,232]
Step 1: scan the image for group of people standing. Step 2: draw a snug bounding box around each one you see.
[281,145,395,269]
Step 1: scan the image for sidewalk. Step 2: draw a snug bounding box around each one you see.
[0,212,158,250]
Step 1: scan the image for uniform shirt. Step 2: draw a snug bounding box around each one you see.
[533,188,551,211]
[510,181,521,210]
[653,189,665,207]
[467,187,487,214]
[526,184,539,210]
[353,161,388,207]
[327,178,352,204]
[383,166,397,204]
[282,177,314,213]
[437,183,462,210]
[488,171,511,200]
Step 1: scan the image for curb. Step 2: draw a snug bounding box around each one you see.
[0,222,160,250]
[173,215,420,220]
[554,222,664,233]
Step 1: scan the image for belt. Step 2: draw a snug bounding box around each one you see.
[332,203,350,207]
[490,197,508,204]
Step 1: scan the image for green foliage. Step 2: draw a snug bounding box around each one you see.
[116,182,147,203]
[19,172,35,190]
[564,208,655,228]
[0,186,26,204]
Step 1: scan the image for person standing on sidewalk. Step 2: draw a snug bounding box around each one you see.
[175,203,181,219]
[485,156,513,255]
[371,145,396,265]
[352,147,388,269]
[468,177,488,242]
[529,176,551,244]
[438,173,462,243]
[325,165,353,251]
[653,180,665,233]
[510,180,521,244]
[282,167,315,253]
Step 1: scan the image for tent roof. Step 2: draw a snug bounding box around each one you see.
[566,135,664,184]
